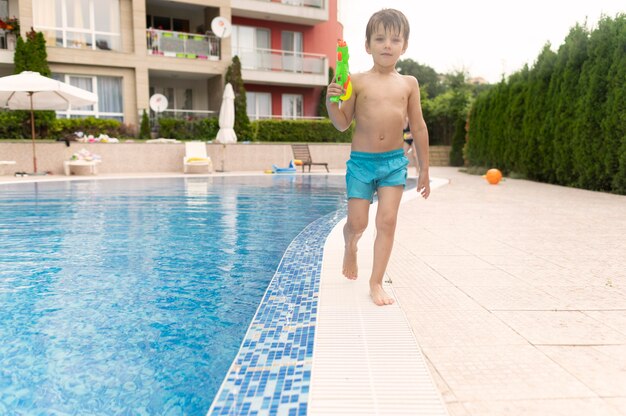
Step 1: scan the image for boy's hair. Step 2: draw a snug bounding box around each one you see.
[365,9,410,45]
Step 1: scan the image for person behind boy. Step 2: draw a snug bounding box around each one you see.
[326,8,430,306]
[403,118,420,176]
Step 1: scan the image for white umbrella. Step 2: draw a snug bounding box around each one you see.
[215,83,237,144]
[0,71,98,173]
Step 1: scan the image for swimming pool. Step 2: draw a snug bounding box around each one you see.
[0,175,347,415]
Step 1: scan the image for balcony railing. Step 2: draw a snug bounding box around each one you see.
[0,30,17,50]
[146,29,220,60]
[234,47,326,75]
[252,0,323,7]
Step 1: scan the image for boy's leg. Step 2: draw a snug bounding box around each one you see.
[370,185,404,305]
[343,197,370,279]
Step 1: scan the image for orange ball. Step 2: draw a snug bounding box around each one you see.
[485,168,502,185]
[293,159,303,166]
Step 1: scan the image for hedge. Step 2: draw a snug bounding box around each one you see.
[0,113,356,143]
[157,117,219,141]
[466,14,626,194]
[252,119,353,142]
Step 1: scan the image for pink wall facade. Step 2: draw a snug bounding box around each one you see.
[232,0,342,119]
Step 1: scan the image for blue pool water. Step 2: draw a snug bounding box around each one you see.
[0,175,347,415]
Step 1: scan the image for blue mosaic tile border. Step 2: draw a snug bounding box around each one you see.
[208,208,346,416]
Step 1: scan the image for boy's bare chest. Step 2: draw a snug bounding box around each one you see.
[357,81,408,105]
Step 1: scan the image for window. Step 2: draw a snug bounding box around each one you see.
[53,74,124,121]
[0,0,8,19]
[246,92,272,120]
[146,16,190,33]
[282,94,302,119]
[281,31,303,72]
[232,25,270,70]
[149,86,193,111]
[281,31,303,54]
[33,0,121,51]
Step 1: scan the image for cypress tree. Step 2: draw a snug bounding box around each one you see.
[523,44,556,182]
[606,15,626,193]
[225,56,252,140]
[13,28,54,138]
[138,109,151,140]
[318,67,334,118]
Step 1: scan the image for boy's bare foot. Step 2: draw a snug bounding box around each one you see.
[370,282,395,306]
[342,246,358,280]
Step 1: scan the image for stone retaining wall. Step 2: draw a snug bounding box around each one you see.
[0,142,450,175]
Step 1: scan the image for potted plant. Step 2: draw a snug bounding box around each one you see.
[0,17,20,50]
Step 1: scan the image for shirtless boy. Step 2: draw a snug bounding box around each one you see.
[326,8,430,306]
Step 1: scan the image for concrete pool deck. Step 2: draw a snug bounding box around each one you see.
[334,167,625,416]
[3,167,625,415]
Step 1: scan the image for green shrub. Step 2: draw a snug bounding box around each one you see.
[49,117,134,139]
[157,117,219,141]
[0,110,29,139]
[138,109,150,140]
[449,117,465,166]
[252,119,353,142]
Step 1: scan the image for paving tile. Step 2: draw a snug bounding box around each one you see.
[584,311,626,336]
[444,402,472,416]
[422,345,596,401]
[493,310,626,345]
[436,269,531,288]
[387,248,452,288]
[605,398,626,415]
[418,255,496,271]
[456,285,562,311]
[503,267,615,287]
[479,254,564,269]
[461,398,624,416]
[402,307,528,347]
[537,285,626,310]
[539,345,626,397]
[393,285,483,312]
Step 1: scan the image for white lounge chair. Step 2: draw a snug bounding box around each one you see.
[183,141,213,173]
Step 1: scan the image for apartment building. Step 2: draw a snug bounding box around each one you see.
[0,0,341,128]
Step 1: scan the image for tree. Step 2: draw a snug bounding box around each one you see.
[14,29,51,75]
[138,109,150,140]
[13,28,54,139]
[396,59,444,98]
[225,56,252,140]
[318,67,334,118]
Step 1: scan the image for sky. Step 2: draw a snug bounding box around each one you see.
[338,0,624,83]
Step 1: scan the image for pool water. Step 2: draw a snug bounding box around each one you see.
[0,176,347,415]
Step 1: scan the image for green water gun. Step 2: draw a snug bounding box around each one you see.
[330,39,352,103]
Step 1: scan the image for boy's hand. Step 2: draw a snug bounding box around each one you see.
[326,81,344,102]
[418,171,430,199]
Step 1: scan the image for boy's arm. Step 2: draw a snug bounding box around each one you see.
[326,79,356,132]
[407,76,430,199]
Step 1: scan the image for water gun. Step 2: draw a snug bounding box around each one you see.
[330,39,352,103]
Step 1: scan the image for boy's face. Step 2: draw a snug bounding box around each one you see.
[365,24,407,66]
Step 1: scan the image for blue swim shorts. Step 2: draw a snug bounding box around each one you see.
[346,149,409,202]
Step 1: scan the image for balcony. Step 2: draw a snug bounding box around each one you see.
[231,0,328,25]
[235,47,328,86]
[146,29,220,60]
[0,31,15,64]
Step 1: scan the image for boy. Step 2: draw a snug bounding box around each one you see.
[326,8,430,306]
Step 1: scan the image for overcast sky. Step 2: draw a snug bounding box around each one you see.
[338,0,624,83]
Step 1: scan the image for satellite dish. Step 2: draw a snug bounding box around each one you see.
[211,17,232,38]
[149,94,168,113]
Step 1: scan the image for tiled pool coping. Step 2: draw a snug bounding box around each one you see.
[208,209,346,416]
